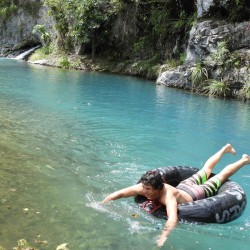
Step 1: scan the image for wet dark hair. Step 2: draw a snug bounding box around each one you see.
[140,170,164,190]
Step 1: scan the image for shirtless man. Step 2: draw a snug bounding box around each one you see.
[101,144,250,247]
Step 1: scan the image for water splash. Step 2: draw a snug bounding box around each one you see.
[85,192,161,236]
[15,45,40,60]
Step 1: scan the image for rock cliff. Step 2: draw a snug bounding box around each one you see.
[157,21,250,92]
[157,0,250,98]
[0,1,54,57]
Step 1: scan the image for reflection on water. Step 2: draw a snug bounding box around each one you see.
[0,59,250,249]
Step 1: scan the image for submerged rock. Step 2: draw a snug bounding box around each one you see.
[56,243,69,250]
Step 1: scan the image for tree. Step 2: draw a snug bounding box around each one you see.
[45,0,121,60]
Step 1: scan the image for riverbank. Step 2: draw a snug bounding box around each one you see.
[27,48,162,81]
[26,46,250,101]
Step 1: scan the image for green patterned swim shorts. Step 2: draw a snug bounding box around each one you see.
[176,169,222,201]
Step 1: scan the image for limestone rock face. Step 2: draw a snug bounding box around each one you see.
[196,0,249,18]
[186,21,250,63]
[157,20,250,95]
[0,3,54,57]
[196,0,215,18]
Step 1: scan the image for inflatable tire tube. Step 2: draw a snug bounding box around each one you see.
[135,166,247,224]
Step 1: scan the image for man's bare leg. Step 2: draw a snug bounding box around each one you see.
[201,143,236,178]
[215,154,250,183]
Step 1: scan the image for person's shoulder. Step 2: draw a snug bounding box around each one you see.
[164,184,178,196]
[125,183,143,191]
[131,183,144,194]
[133,183,143,190]
[164,183,175,190]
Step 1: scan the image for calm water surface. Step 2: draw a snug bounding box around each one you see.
[0,59,250,250]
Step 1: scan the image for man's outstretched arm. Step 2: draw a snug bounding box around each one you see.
[101,184,143,204]
[156,191,178,248]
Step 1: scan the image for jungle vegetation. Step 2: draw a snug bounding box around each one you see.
[1,0,249,98]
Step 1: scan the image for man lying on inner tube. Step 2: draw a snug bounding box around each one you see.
[101,144,250,248]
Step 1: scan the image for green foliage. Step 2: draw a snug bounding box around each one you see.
[200,41,248,99]
[205,0,250,21]
[59,55,70,69]
[0,2,17,20]
[225,51,243,68]
[0,0,41,20]
[130,54,161,79]
[32,24,51,46]
[162,53,186,70]
[150,7,170,36]
[70,57,81,68]
[228,0,250,22]
[179,53,186,65]
[204,79,230,97]
[159,52,186,73]
[44,0,121,54]
[150,1,195,35]
[205,41,239,71]
[43,0,196,61]
[172,11,187,31]
[133,37,145,53]
[210,41,229,66]
[29,47,47,61]
[235,0,243,5]
[21,0,42,16]
[29,45,56,61]
[239,78,250,100]
[191,62,208,88]
[44,0,69,45]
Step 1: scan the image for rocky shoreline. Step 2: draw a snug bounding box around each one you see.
[1,0,249,100]
[157,21,250,99]
[21,19,249,100]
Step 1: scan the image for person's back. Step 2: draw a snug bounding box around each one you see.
[162,183,193,204]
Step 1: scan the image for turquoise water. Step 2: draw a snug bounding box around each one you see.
[0,58,250,250]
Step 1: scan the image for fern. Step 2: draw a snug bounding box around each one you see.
[211,41,229,65]
[191,62,208,88]
[238,79,250,100]
[204,79,230,97]
[59,56,70,69]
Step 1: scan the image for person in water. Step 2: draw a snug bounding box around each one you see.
[101,144,250,247]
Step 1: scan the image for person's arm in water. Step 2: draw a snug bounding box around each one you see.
[101,184,143,204]
[156,190,178,248]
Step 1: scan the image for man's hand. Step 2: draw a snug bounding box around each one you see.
[100,195,111,204]
[156,235,167,248]
[155,189,178,247]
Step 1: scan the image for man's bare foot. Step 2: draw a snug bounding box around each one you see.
[242,154,250,164]
[224,143,236,155]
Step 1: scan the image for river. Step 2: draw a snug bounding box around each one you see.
[0,58,250,249]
